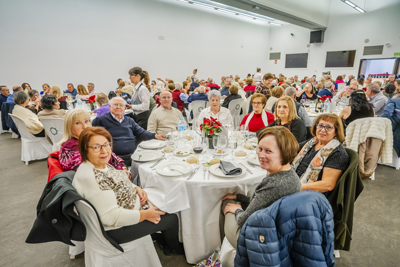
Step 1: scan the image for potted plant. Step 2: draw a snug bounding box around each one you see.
[88,95,96,111]
[200,117,223,149]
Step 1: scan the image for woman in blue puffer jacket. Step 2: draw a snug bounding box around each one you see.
[381,94,400,157]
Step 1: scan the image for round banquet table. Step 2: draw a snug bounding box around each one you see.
[134,144,266,264]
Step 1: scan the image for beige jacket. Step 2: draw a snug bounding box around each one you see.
[38,109,66,120]
[12,105,44,134]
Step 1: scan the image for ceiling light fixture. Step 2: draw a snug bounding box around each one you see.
[341,0,366,13]
[176,0,282,25]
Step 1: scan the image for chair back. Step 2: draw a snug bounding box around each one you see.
[191,101,208,122]
[40,118,64,151]
[337,83,346,92]
[9,114,39,141]
[228,98,244,128]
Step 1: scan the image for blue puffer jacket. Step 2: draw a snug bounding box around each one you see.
[235,191,335,267]
[381,98,400,157]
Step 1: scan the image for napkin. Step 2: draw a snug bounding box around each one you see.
[218,160,242,176]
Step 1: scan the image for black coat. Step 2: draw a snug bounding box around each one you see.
[25,171,125,252]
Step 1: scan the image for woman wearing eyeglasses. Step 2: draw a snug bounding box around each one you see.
[292,113,349,196]
[126,67,151,130]
[240,93,274,133]
[58,110,128,176]
[72,127,184,256]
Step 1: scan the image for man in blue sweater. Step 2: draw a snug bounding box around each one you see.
[0,85,10,110]
[317,80,334,98]
[220,78,231,98]
[92,97,164,167]
[64,83,77,99]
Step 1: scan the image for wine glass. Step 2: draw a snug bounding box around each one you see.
[218,135,227,154]
[193,136,207,164]
[165,139,176,161]
[213,136,219,153]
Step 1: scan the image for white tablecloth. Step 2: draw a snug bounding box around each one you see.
[137,149,266,264]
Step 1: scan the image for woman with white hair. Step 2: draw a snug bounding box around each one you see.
[197,90,234,129]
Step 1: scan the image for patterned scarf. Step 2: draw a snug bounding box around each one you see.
[292,137,341,183]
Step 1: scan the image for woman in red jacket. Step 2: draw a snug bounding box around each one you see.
[240,93,274,132]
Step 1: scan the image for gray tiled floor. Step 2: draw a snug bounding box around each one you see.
[0,132,399,266]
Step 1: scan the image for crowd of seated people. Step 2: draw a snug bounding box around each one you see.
[5,68,400,265]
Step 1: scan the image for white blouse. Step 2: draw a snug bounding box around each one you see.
[197,106,234,130]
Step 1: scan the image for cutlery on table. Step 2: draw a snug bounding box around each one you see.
[239,163,253,174]
[168,166,185,175]
[150,158,163,169]
[187,166,200,180]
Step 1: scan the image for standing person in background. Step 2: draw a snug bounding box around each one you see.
[87,83,97,96]
[191,69,198,82]
[253,68,262,84]
[0,85,10,109]
[126,67,151,130]
[64,83,77,99]
[40,83,51,96]
[255,73,274,99]
[21,83,32,92]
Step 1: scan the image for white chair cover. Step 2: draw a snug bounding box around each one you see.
[75,200,162,267]
[40,118,64,151]
[191,101,208,123]
[228,98,244,128]
[337,83,346,92]
[69,240,85,259]
[9,114,52,164]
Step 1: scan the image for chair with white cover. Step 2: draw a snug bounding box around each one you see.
[75,200,162,267]
[69,240,85,259]
[9,114,52,165]
[337,83,346,92]
[228,98,244,128]
[40,118,64,151]
[191,101,208,123]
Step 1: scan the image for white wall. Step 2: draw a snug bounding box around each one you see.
[0,0,271,93]
[266,0,400,80]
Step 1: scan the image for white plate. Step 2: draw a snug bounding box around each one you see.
[174,149,191,156]
[212,150,228,156]
[248,155,260,166]
[139,140,166,149]
[209,163,247,178]
[156,161,192,176]
[131,150,163,162]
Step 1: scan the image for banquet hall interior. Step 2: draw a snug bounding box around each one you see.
[1,0,400,266]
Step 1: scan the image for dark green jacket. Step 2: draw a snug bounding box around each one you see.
[327,148,364,251]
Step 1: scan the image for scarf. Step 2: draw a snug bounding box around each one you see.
[244,111,269,130]
[292,137,341,183]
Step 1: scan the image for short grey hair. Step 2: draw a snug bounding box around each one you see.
[224,78,232,85]
[367,83,380,94]
[175,82,183,90]
[109,96,125,105]
[88,83,95,87]
[325,81,333,88]
[13,91,28,104]
[208,90,221,100]
[207,78,213,83]
[350,80,358,86]
[198,86,206,94]
[285,87,297,98]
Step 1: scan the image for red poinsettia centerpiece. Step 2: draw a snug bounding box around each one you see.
[200,117,223,138]
[88,95,96,103]
[319,95,331,103]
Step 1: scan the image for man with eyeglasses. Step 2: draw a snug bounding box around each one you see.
[0,85,10,111]
[92,97,164,167]
[147,91,183,134]
[334,81,358,106]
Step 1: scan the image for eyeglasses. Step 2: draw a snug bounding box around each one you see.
[88,142,112,153]
[112,104,125,108]
[316,124,334,132]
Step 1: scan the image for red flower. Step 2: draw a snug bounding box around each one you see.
[88,95,96,103]
[209,129,214,135]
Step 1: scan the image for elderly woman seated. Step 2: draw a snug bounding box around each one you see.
[93,93,110,117]
[220,126,301,248]
[222,84,242,111]
[12,91,45,137]
[197,90,234,129]
[58,109,127,174]
[265,86,284,113]
[257,96,307,143]
[295,82,318,102]
[72,127,184,255]
[37,94,66,119]
[240,93,274,132]
[292,113,349,196]
[27,89,42,114]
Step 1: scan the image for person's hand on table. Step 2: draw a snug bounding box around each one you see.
[135,187,148,206]
[224,203,242,215]
[221,194,237,202]
[123,168,131,181]
[155,134,165,141]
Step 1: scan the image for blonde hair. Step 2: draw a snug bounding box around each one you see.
[274,96,299,124]
[77,84,88,95]
[229,84,239,94]
[51,86,62,99]
[96,93,109,106]
[272,86,284,98]
[58,110,91,146]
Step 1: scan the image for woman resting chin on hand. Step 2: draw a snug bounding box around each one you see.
[72,127,184,256]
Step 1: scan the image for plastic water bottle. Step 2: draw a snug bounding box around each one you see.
[76,99,83,110]
[178,118,186,132]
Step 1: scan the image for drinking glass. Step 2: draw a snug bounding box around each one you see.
[218,135,227,153]
[193,136,207,163]
[213,136,219,152]
[165,139,176,161]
